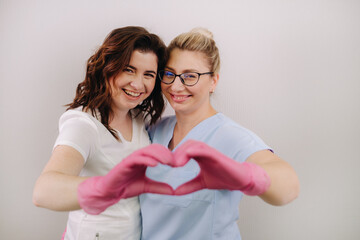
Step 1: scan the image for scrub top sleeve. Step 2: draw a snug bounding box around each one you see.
[146,116,176,143]
[219,123,272,163]
[54,112,98,162]
[145,123,154,142]
[231,134,273,163]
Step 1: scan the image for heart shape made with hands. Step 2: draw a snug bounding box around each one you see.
[78,140,270,215]
[147,140,271,197]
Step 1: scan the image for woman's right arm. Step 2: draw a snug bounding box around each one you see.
[32,145,88,211]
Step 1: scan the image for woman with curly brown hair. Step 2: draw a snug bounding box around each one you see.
[33,26,172,240]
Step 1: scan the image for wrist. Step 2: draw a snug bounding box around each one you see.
[77,176,122,215]
[240,162,271,196]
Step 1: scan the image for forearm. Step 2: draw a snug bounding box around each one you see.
[33,171,88,211]
[245,150,299,205]
[255,159,299,205]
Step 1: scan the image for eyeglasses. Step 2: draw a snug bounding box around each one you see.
[158,70,213,86]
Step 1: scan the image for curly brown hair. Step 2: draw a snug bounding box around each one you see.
[67,26,166,139]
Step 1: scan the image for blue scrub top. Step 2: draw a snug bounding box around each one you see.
[140,113,271,240]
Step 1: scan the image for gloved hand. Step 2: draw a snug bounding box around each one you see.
[78,144,174,214]
[173,140,271,196]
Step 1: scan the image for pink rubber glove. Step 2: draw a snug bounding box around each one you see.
[173,140,271,196]
[78,144,174,215]
[61,228,66,240]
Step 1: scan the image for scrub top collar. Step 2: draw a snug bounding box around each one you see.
[167,112,224,151]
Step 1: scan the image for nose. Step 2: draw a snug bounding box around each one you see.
[129,74,144,90]
[170,76,185,92]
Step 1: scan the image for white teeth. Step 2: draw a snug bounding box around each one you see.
[124,89,141,97]
[173,95,187,100]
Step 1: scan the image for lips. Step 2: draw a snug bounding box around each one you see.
[123,89,142,98]
[170,93,191,103]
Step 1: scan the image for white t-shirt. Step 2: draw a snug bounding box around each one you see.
[54,108,150,240]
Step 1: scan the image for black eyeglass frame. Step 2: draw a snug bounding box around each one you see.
[158,70,214,86]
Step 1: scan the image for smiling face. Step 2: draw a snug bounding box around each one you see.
[109,50,158,114]
[161,48,218,117]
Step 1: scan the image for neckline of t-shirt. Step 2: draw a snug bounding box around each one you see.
[74,107,138,144]
[114,117,137,144]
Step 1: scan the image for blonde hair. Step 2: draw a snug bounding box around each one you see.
[167,28,220,74]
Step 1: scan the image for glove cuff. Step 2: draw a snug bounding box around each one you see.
[77,176,123,215]
[240,162,271,196]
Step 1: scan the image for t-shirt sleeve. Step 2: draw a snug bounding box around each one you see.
[53,111,98,161]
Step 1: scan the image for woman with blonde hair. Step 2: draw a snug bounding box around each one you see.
[140,28,300,239]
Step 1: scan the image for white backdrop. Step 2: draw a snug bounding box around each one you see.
[1,0,359,239]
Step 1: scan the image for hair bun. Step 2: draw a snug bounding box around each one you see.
[190,27,214,39]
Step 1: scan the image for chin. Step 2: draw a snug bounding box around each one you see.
[170,105,189,114]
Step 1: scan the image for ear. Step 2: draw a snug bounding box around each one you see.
[210,73,219,93]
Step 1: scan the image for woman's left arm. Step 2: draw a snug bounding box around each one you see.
[246,150,300,206]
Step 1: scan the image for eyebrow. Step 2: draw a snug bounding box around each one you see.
[145,70,157,75]
[125,65,136,70]
[126,65,156,74]
[165,66,199,73]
